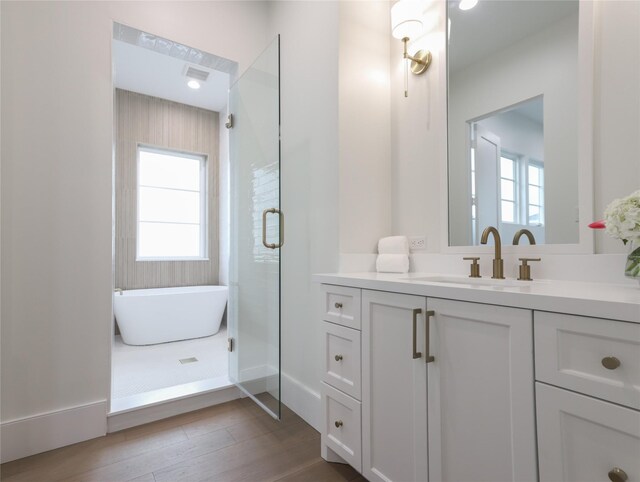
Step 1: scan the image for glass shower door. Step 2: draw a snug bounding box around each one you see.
[228,36,281,419]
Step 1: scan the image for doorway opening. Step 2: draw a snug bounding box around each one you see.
[110,23,235,414]
[110,24,283,422]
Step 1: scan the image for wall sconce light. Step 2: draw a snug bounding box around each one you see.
[391,0,431,97]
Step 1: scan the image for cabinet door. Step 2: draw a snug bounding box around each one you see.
[537,382,640,482]
[362,290,428,482]
[427,298,537,482]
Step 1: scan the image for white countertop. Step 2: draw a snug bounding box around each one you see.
[312,272,640,323]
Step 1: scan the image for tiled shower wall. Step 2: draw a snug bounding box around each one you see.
[115,89,219,289]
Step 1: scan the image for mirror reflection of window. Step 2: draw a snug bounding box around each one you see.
[500,155,516,224]
[468,96,546,244]
[470,147,477,244]
[528,162,544,226]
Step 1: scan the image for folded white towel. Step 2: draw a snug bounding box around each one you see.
[376,254,410,273]
[378,236,409,255]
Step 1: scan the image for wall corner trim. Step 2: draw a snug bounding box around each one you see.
[0,400,108,463]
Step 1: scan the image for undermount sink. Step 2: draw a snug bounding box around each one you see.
[403,275,528,288]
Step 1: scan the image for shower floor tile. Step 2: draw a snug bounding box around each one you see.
[111,326,228,400]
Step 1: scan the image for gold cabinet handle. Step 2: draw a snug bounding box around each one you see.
[335,354,343,361]
[602,356,621,370]
[608,467,628,482]
[334,302,343,309]
[262,208,284,249]
[412,308,422,359]
[424,310,435,363]
[334,420,343,428]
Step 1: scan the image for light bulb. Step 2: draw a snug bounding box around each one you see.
[187,80,201,90]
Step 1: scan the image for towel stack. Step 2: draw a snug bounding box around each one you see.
[376,236,410,273]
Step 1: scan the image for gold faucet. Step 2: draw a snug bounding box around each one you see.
[480,226,504,279]
[513,229,536,245]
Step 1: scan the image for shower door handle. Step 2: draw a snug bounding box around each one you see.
[262,208,284,249]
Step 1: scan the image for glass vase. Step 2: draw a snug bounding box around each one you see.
[625,242,640,281]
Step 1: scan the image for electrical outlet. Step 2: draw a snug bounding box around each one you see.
[409,236,426,250]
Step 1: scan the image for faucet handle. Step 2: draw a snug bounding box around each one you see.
[463,257,481,278]
[518,258,541,281]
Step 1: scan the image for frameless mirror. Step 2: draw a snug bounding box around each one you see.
[447,0,580,246]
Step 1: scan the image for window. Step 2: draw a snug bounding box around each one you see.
[499,155,517,223]
[498,151,544,227]
[137,146,207,260]
[527,161,544,225]
[470,147,478,244]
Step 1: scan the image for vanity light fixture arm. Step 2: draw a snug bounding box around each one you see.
[402,37,430,66]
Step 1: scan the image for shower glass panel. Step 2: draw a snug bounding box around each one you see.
[228,36,281,419]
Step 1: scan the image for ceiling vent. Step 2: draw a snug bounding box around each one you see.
[184,65,210,82]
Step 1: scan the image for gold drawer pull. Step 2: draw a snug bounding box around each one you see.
[335,354,343,361]
[334,302,343,309]
[602,356,621,370]
[334,420,343,428]
[608,467,628,482]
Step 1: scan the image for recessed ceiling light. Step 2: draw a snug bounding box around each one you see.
[187,80,200,90]
[459,0,478,10]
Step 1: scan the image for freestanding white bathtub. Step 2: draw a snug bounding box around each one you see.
[113,285,228,345]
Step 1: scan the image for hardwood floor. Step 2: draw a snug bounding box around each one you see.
[1,398,365,482]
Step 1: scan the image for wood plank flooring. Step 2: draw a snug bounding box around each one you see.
[1,398,365,482]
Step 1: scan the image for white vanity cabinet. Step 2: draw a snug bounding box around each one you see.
[426,298,537,482]
[316,276,639,482]
[535,312,640,482]
[320,284,363,471]
[536,383,640,482]
[361,290,428,482]
[356,289,537,482]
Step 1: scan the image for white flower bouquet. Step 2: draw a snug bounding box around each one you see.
[591,190,640,279]
[589,191,640,281]
[603,190,640,246]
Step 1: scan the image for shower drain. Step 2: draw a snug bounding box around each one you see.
[179,357,199,364]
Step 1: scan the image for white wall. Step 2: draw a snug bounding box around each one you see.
[338,1,392,255]
[390,0,446,252]
[477,111,544,165]
[593,0,640,254]
[391,0,640,259]
[1,0,269,460]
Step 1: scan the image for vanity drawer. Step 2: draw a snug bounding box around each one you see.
[322,321,361,400]
[536,382,640,482]
[321,382,362,472]
[535,312,640,410]
[321,285,361,330]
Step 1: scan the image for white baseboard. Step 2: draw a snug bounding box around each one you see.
[281,371,321,431]
[107,384,242,433]
[1,400,107,463]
